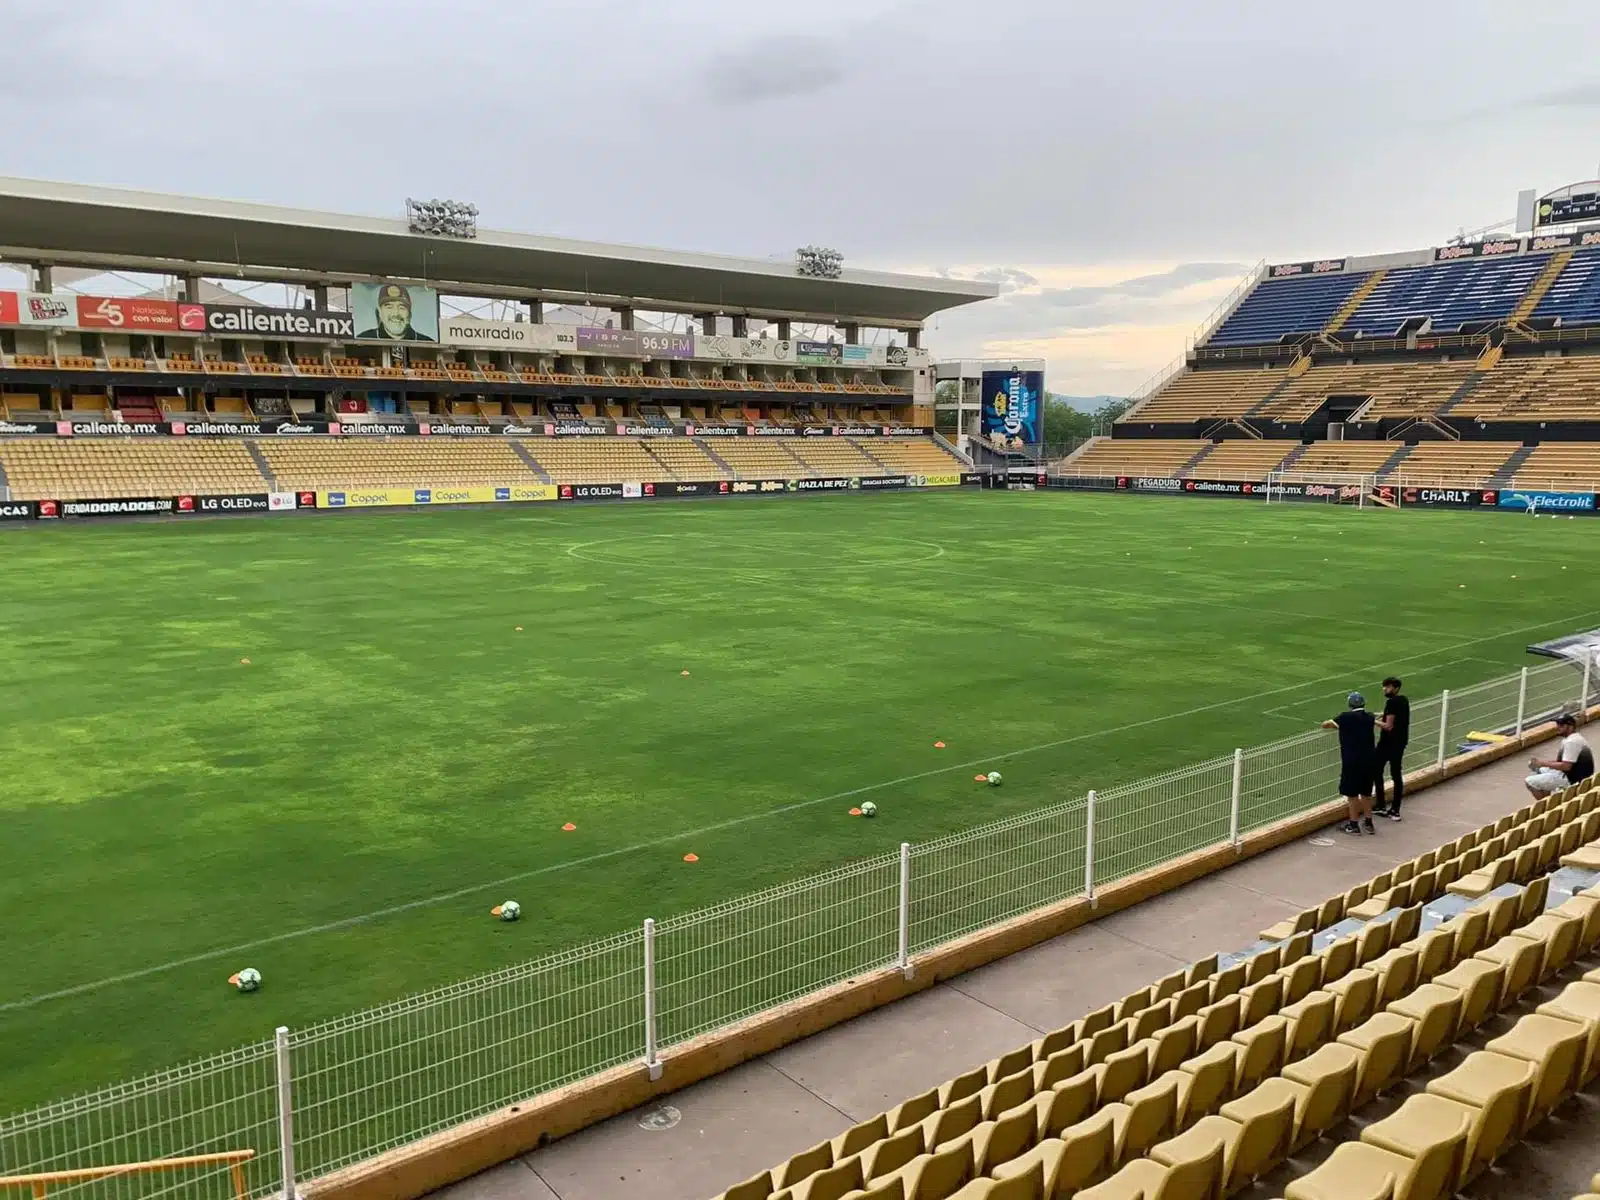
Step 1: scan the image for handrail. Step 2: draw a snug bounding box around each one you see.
[1120,354,1188,421]
[0,1151,255,1200]
[1189,258,1267,350]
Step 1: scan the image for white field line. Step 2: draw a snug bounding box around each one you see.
[3,607,1593,1013]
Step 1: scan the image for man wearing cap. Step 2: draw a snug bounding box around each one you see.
[1525,713,1594,798]
[1323,693,1377,836]
[358,283,434,341]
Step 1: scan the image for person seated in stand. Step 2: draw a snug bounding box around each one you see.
[1525,712,1594,797]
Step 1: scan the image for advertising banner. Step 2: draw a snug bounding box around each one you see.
[440,317,574,352]
[1496,488,1597,514]
[885,345,911,367]
[319,485,556,508]
[613,423,675,437]
[174,493,271,514]
[268,493,299,511]
[75,296,196,332]
[201,304,355,340]
[0,291,78,326]
[0,500,36,520]
[351,282,440,342]
[58,497,175,518]
[695,335,797,363]
[728,479,788,495]
[1267,259,1348,278]
[917,473,964,487]
[684,423,743,437]
[858,474,909,490]
[0,419,57,435]
[558,483,627,500]
[57,420,166,437]
[980,369,1043,445]
[796,340,842,365]
[329,421,415,436]
[790,477,854,492]
[170,420,266,436]
[1395,486,1495,508]
[842,345,878,365]
[1434,239,1522,262]
[1050,475,1121,491]
[574,327,694,358]
[643,480,733,498]
[418,422,496,436]
[1117,475,1184,493]
[545,421,609,436]
[749,424,801,436]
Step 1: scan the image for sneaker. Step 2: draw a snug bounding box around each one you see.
[1383,810,1402,822]
[1341,820,1362,836]
[1363,818,1376,835]
[1372,805,1391,818]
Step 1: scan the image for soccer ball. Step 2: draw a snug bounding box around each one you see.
[235,968,261,993]
[498,900,521,922]
[987,771,1003,787]
[860,801,878,818]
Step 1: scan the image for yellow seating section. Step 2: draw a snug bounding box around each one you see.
[713,441,808,479]
[1187,442,1296,481]
[255,441,537,490]
[865,439,967,476]
[1454,356,1600,423]
[522,440,664,484]
[1290,442,1401,475]
[1129,369,1289,423]
[0,439,268,500]
[646,440,728,481]
[1388,442,1520,486]
[1511,444,1600,492]
[1070,440,1211,478]
[711,773,1600,1200]
[1259,362,1475,423]
[787,440,882,476]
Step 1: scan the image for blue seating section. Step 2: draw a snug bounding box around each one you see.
[1535,248,1600,325]
[1341,255,1550,337]
[1205,273,1368,347]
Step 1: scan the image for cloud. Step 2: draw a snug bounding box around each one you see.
[704,36,849,102]
[969,267,1039,294]
[1522,82,1600,110]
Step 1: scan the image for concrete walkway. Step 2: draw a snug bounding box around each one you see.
[437,746,1581,1200]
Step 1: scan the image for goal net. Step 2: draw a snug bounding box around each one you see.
[1262,470,1381,508]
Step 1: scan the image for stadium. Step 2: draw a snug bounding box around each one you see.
[4,164,1600,1200]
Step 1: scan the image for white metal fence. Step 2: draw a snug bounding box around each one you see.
[3,661,1590,1200]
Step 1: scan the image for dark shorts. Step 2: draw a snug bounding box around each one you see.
[1339,766,1372,798]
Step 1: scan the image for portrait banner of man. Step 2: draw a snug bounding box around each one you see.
[352,281,440,342]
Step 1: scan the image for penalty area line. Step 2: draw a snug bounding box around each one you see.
[5,606,1596,1014]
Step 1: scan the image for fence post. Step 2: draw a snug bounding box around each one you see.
[274,1027,297,1200]
[898,843,913,980]
[643,918,661,1081]
[1229,749,1243,851]
[1085,790,1097,908]
[1436,690,1450,770]
[1584,653,1593,715]
[1516,668,1528,739]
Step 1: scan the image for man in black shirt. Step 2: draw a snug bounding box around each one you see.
[1323,692,1377,835]
[1373,676,1411,821]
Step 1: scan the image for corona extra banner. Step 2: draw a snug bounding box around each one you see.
[980,369,1043,445]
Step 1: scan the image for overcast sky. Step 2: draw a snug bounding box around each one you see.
[5,0,1599,394]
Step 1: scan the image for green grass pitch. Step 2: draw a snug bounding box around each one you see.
[0,490,1593,1110]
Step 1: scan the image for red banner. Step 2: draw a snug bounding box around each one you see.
[75,296,186,331]
[0,292,16,324]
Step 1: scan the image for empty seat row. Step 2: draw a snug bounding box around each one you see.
[712,775,1599,1200]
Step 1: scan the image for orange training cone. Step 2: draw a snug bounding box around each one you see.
[562,822,576,831]
[933,741,945,748]
[974,774,989,783]
[681,670,691,676]
[491,904,504,917]
[240,658,251,665]
[849,807,863,816]
[683,853,699,863]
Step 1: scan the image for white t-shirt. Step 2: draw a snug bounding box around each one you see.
[1558,732,1591,767]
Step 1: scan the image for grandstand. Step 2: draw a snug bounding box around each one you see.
[1098,228,1600,498]
[0,177,991,508]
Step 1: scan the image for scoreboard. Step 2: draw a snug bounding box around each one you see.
[1535,181,1600,228]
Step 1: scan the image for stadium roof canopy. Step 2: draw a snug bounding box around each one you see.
[0,176,995,327]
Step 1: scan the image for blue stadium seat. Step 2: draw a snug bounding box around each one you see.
[1341,255,1550,337]
[1206,274,1369,347]
[1534,248,1600,326]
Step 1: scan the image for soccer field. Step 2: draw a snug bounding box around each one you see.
[1,491,1593,1109]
